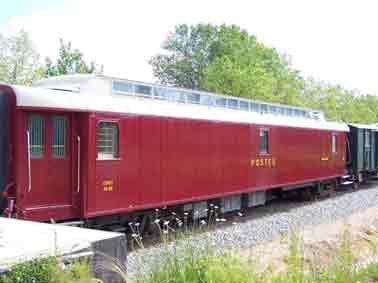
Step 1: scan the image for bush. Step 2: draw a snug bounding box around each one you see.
[0,257,58,283]
[0,257,94,283]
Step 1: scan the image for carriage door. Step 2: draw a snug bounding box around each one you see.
[321,132,331,173]
[26,113,78,220]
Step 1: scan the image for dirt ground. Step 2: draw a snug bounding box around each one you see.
[238,206,378,274]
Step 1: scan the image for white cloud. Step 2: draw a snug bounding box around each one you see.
[1,0,378,93]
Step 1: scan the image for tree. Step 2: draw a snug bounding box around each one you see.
[153,23,378,124]
[45,39,100,77]
[150,24,304,104]
[150,24,219,89]
[0,30,43,85]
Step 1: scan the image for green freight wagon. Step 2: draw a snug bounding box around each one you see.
[347,124,378,186]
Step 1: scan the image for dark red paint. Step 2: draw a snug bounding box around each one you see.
[0,85,346,222]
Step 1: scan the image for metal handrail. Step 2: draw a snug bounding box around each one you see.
[77,136,81,193]
[26,131,31,192]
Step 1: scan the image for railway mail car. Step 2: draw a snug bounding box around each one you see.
[0,75,348,229]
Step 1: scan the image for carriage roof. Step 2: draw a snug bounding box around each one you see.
[8,74,348,132]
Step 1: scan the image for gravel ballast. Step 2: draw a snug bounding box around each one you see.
[126,184,378,274]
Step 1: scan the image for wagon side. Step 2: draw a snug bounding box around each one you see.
[347,124,378,184]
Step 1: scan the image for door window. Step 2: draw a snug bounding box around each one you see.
[28,115,44,158]
[52,116,67,158]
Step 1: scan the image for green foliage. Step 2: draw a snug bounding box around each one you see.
[149,24,219,89]
[0,257,94,283]
[201,28,303,104]
[0,30,43,85]
[0,32,99,85]
[283,230,305,283]
[0,257,57,283]
[302,79,378,123]
[150,24,304,102]
[45,39,100,77]
[137,241,258,283]
[51,259,94,283]
[151,23,378,124]
[133,228,378,283]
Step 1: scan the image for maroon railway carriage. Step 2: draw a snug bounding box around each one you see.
[0,75,348,228]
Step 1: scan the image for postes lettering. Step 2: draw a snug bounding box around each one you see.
[250,158,277,168]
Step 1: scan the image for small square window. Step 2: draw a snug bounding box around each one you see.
[239,101,249,111]
[97,122,119,160]
[154,87,168,100]
[200,95,213,106]
[250,103,259,112]
[228,99,238,109]
[260,129,269,154]
[135,84,152,96]
[261,104,268,114]
[113,81,134,94]
[187,93,200,104]
[215,98,226,108]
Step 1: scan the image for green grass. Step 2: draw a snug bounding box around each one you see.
[132,228,378,283]
[135,241,259,283]
[3,228,378,283]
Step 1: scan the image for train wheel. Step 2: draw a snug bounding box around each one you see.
[300,187,315,201]
[353,182,359,190]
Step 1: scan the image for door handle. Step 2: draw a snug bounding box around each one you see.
[77,136,81,193]
[27,131,31,192]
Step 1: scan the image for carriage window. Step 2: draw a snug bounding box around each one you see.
[52,116,67,158]
[228,99,238,109]
[332,134,337,153]
[187,93,200,104]
[250,102,260,112]
[261,104,268,114]
[215,98,226,108]
[200,94,213,106]
[97,122,119,160]
[260,129,269,154]
[28,115,44,158]
[135,84,152,97]
[240,100,249,111]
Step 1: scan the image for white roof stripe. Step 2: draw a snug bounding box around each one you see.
[11,81,349,132]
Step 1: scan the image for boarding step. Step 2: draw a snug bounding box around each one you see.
[107,225,126,233]
[58,220,85,227]
[340,181,354,186]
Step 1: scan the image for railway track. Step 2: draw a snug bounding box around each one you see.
[126,181,377,249]
[126,181,378,274]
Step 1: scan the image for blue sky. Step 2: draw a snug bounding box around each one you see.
[0,0,65,25]
[1,0,378,94]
